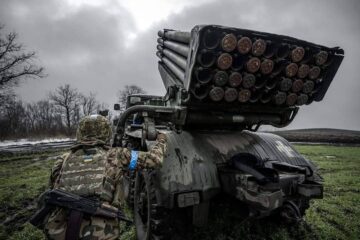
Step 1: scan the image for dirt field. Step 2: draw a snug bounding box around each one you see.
[0,145,359,240]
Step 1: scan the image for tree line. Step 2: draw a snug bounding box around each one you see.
[0,84,108,140]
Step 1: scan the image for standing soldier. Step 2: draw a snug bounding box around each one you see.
[32,114,167,240]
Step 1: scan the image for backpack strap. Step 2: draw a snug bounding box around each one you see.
[53,152,72,189]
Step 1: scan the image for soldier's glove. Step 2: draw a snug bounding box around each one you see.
[156,133,167,142]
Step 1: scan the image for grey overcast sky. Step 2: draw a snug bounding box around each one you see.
[1,0,359,130]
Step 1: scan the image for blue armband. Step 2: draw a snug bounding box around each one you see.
[129,150,139,171]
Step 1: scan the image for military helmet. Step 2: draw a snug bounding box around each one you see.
[76,114,112,143]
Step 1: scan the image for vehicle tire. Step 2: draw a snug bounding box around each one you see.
[297,198,310,216]
[126,172,136,208]
[134,170,170,240]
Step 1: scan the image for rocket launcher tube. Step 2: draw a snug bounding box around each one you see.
[209,86,225,102]
[273,91,287,105]
[231,54,247,70]
[260,90,274,104]
[224,88,238,102]
[157,38,189,57]
[264,41,278,58]
[276,44,290,59]
[297,64,310,78]
[158,30,191,44]
[203,29,220,49]
[237,37,252,54]
[228,72,242,87]
[221,33,237,52]
[291,46,305,62]
[254,75,267,89]
[198,50,216,67]
[192,84,210,100]
[159,55,186,81]
[249,90,263,103]
[158,62,184,90]
[158,47,187,70]
[195,67,213,84]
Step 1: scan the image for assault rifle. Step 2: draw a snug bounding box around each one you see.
[30,189,132,228]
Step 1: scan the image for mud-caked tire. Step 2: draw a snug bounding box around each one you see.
[134,170,171,240]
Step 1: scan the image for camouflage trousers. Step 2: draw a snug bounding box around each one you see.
[45,208,120,240]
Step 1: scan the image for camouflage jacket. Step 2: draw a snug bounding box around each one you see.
[50,136,167,191]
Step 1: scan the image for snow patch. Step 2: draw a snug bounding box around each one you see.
[0,138,74,147]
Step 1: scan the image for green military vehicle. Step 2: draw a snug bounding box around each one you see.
[113,25,344,239]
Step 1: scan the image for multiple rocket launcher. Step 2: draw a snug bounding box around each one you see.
[156,25,344,109]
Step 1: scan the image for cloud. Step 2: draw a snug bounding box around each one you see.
[0,0,137,102]
[1,0,359,129]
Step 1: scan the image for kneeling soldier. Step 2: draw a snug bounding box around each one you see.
[31,115,167,240]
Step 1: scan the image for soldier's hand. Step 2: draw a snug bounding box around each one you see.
[156,133,167,142]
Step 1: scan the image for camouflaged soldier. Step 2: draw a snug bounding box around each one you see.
[43,114,167,240]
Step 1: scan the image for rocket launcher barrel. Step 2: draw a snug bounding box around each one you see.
[156,24,344,129]
[158,62,183,90]
[158,53,185,81]
[157,38,190,57]
[157,46,187,70]
[158,30,191,44]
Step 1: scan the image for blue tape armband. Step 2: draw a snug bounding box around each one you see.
[129,150,139,171]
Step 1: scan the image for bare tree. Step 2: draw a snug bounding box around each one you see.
[36,100,60,133]
[0,24,44,100]
[117,85,145,109]
[0,96,26,138]
[24,102,39,132]
[80,92,100,116]
[49,84,80,135]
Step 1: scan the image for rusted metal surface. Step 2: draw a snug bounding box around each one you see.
[224,88,238,102]
[238,89,251,102]
[297,94,309,106]
[260,59,274,75]
[315,51,328,65]
[252,39,267,56]
[285,63,298,77]
[217,53,233,70]
[214,71,228,86]
[242,73,256,89]
[309,66,321,79]
[286,93,298,106]
[279,77,292,92]
[209,86,225,102]
[228,72,242,87]
[292,79,304,93]
[274,91,287,105]
[221,33,237,52]
[297,64,310,78]
[237,37,252,54]
[290,46,305,62]
[303,80,315,94]
[246,57,261,73]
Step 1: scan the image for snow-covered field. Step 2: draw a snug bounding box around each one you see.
[0,138,74,147]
